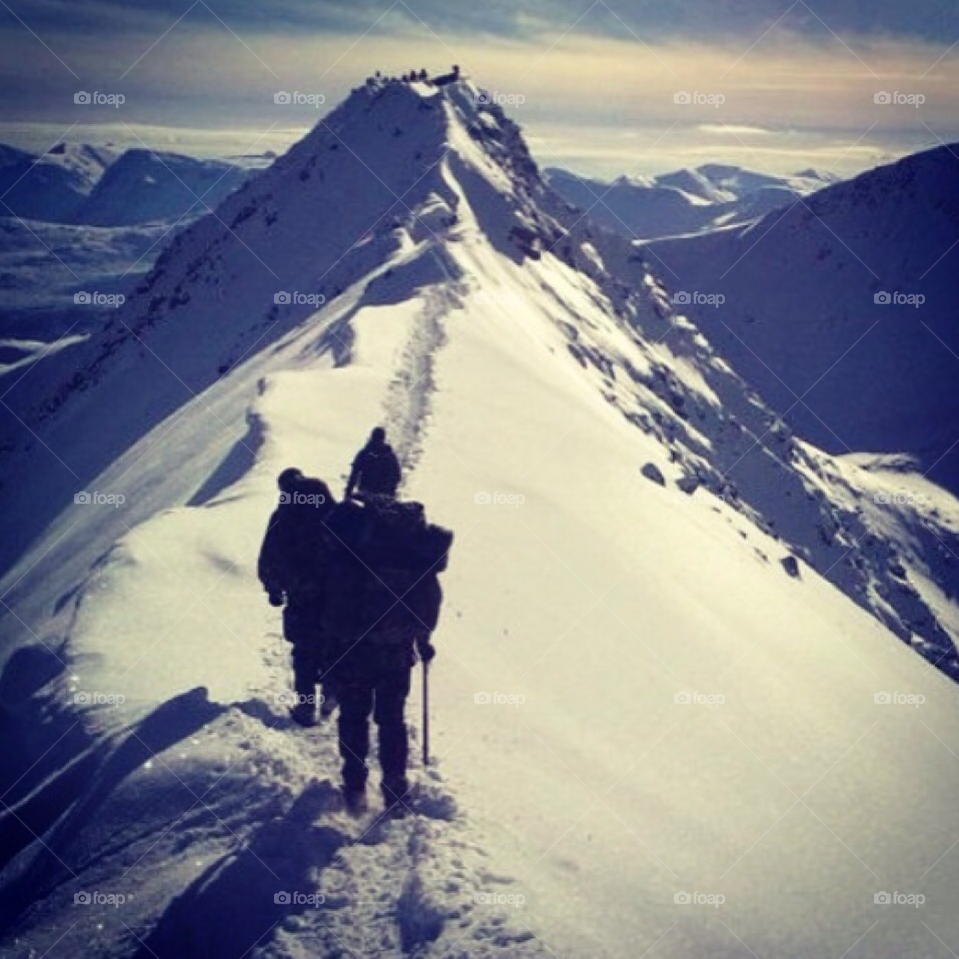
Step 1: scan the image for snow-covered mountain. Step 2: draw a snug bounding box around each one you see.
[638,144,959,493]
[0,143,113,222]
[73,149,250,226]
[2,76,959,959]
[0,143,250,226]
[0,144,252,400]
[545,164,833,240]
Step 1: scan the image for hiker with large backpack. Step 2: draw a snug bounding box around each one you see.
[344,426,402,501]
[258,468,338,726]
[321,495,453,813]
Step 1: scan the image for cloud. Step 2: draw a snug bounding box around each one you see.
[0,1,956,180]
[4,0,959,44]
[699,124,774,136]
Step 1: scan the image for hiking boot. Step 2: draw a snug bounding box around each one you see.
[289,701,317,727]
[381,779,410,814]
[342,785,368,817]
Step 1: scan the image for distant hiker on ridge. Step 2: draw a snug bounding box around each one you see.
[433,65,460,86]
[345,426,401,501]
[258,468,338,726]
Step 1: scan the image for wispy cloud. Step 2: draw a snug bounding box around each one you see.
[0,2,956,177]
[699,124,774,136]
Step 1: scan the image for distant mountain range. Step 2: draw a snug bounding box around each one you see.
[545,163,837,240]
[0,142,254,226]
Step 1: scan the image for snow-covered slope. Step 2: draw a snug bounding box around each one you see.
[73,149,250,226]
[0,145,246,406]
[0,144,249,227]
[545,164,832,240]
[638,145,959,492]
[2,77,959,959]
[40,142,116,186]
[0,143,112,222]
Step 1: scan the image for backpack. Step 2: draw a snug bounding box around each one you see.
[358,445,401,496]
[363,499,453,574]
[266,502,334,600]
[321,500,451,658]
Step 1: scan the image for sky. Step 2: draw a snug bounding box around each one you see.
[1,0,958,178]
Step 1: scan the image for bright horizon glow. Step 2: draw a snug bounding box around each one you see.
[1,8,957,179]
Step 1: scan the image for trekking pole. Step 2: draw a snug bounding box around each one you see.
[422,660,430,767]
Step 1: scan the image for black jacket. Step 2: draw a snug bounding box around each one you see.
[346,442,401,498]
[257,500,333,604]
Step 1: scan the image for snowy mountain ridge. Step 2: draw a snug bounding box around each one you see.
[2,75,959,959]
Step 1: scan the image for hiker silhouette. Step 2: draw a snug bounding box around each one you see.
[258,468,338,726]
[321,493,449,813]
[259,454,453,814]
[344,427,401,501]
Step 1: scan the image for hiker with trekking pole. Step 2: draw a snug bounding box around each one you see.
[326,427,451,814]
[259,428,452,816]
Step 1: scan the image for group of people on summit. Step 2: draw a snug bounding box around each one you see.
[257,428,452,814]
